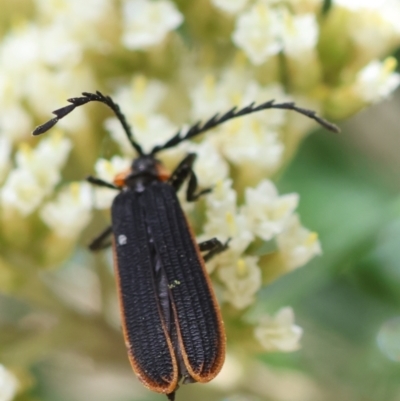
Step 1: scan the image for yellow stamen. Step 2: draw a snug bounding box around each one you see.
[305,232,318,247]
[383,57,397,74]
[134,114,148,131]
[18,143,32,158]
[133,75,147,99]
[70,182,80,201]
[236,259,248,277]
[226,211,237,235]
[273,202,290,219]
[50,130,63,146]
[256,3,269,23]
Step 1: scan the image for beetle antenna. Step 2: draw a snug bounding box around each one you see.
[150,100,340,154]
[32,91,144,156]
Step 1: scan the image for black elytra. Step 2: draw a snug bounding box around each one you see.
[32,91,339,399]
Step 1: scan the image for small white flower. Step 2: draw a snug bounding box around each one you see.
[35,0,112,25]
[242,180,299,241]
[190,141,229,188]
[202,180,253,273]
[1,169,45,216]
[219,121,284,173]
[40,182,93,238]
[113,75,167,114]
[254,307,303,352]
[33,131,72,170]
[211,0,250,15]
[105,112,177,155]
[122,0,183,50]
[0,106,32,143]
[0,365,18,401]
[190,74,231,119]
[0,25,41,74]
[39,23,82,67]
[219,256,262,309]
[232,3,282,65]
[276,214,322,270]
[354,58,400,103]
[105,76,176,155]
[280,11,318,58]
[25,66,95,131]
[202,179,240,234]
[15,138,69,193]
[93,156,131,209]
[334,0,400,60]
[0,136,12,183]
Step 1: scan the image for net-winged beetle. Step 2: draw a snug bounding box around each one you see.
[32,91,339,400]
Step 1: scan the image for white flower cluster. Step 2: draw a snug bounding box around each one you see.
[0,131,92,239]
[105,75,178,155]
[122,0,183,49]
[41,182,93,238]
[191,75,289,177]
[209,0,400,106]
[201,179,321,310]
[1,132,71,215]
[232,2,318,65]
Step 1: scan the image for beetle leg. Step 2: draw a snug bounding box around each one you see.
[199,238,230,262]
[86,175,120,190]
[186,170,212,201]
[169,154,211,202]
[88,226,113,251]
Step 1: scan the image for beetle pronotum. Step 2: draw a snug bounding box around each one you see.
[33,91,338,400]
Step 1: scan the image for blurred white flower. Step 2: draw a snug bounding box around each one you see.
[1,169,46,216]
[254,307,303,352]
[233,3,319,64]
[190,141,229,188]
[39,23,82,67]
[0,107,32,143]
[276,214,322,270]
[202,180,253,273]
[211,0,250,14]
[0,365,18,401]
[122,0,183,50]
[190,74,231,119]
[40,182,93,238]
[26,67,95,136]
[1,134,72,216]
[193,80,288,174]
[353,57,400,103]
[0,25,41,74]
[106,112,177,155]
[113,75,167,114]
[105,75,176,154]
[32,131,72,170]
[93,156,131,209]
[334,0,400,61]
[242,180,299,241]
[219,256,262,309]
[0,136,11,183]
[0,74,29,142]
[280,11,318,58]
[219,120,284,173]
[233,3,282,65]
